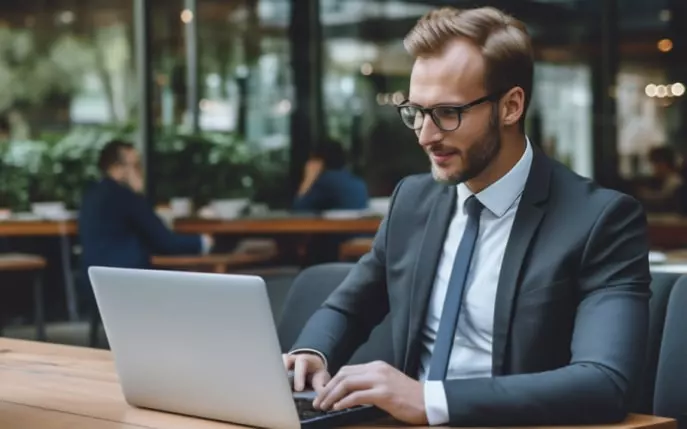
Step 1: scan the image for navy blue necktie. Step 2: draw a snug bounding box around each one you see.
[427,195,484,381]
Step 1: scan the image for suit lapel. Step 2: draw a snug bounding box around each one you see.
[403,185,456,375]
[492,148,552,375]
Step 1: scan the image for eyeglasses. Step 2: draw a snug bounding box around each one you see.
[396,90,507,132]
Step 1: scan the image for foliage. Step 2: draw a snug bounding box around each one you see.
[0,28,90,112]
[0,126,290,211]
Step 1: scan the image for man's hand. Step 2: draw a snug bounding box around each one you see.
[297,158,324,196]
[282,352,331,393]
[127,168,145,194]
[314,361,428,425]
[303,158,324,183]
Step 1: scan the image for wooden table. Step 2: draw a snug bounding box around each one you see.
[3,216,687,250]
[0,339,676,429]
[174,217,381,235]
[0,217,382,237]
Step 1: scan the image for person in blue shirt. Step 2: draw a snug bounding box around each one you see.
[293,140,369,265]
[78,140,213,307]
[293,140,369,212]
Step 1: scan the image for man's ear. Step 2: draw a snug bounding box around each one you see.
[501,87,525,127]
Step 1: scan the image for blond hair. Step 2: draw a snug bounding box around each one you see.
[404,7,533,126]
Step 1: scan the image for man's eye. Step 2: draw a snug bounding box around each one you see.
[434,107,459,118]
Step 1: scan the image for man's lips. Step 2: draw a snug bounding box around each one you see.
[430,150,459,165]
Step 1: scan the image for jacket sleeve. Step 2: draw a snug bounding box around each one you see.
[125,191,203,255]
[289,178,406,372]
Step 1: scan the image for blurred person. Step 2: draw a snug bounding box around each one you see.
[78,140,213,307]
[637,146,683,212]
[292,139,369,264]
[283,5,649,427]
[292,139,369,212]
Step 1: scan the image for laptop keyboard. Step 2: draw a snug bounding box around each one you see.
[294,396,362,421]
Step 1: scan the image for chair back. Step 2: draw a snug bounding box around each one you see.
[654,275,687,428]
[277,263,393,366]
[631,272,682,413]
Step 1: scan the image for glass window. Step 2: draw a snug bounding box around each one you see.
[0,0,134,210]
[150,0,293,208]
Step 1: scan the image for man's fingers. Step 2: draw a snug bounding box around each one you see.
[310,370,331,394]
[333,388,381,411]
[293,357,309,392]
[315,374,375,410]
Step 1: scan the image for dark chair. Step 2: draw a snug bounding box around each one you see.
[277,263,393,368]
[654,275,687,428]
[0,253,47,341]
[631,271,682,414]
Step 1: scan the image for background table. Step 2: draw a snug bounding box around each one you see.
[0,217,383,237]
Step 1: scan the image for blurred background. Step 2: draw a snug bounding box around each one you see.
[1,0,687,346]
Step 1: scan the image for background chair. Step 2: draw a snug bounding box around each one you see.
[653,275,687,428]
[277,262,393,369]
[631,271,682,414]
[0,253,46,341]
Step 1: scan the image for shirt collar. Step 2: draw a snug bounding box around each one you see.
[456,137,534,218]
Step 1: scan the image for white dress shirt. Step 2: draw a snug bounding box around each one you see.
[422,139,533,425]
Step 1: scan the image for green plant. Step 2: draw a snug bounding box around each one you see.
[0,126,290,211]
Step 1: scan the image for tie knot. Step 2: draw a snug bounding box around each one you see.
[465,196,483,219]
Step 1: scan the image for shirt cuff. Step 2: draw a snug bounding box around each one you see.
[424,381,449,426]
[289,348,328,371]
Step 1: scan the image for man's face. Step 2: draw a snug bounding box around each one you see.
[407,39,502,185]
[119,148,144,193]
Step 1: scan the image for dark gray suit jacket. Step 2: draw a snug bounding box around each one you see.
[291,148,651,426]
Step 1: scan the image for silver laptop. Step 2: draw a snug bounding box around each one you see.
[89,266,303,429]
[88,266,383,429]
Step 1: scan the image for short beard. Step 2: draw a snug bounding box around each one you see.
[431,106,501,186]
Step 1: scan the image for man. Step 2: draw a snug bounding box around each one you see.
[638,146,683,212]
[284,6,650,427]
[79,140,213,284]
[293,139,369,264]
[292,139,368,212]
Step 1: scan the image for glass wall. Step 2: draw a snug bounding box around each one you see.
[0,0,293,212]
[613,0,687,212]
[0,0,135,211]
[2,0,686,213]
[615,0,684,176]
[320,0,435,196]
[530,63,593,177]
[150,0,293,208]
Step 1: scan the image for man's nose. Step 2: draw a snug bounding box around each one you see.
[417,114,442,148]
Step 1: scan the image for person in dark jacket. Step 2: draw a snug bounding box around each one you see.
[78,140,212,306]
